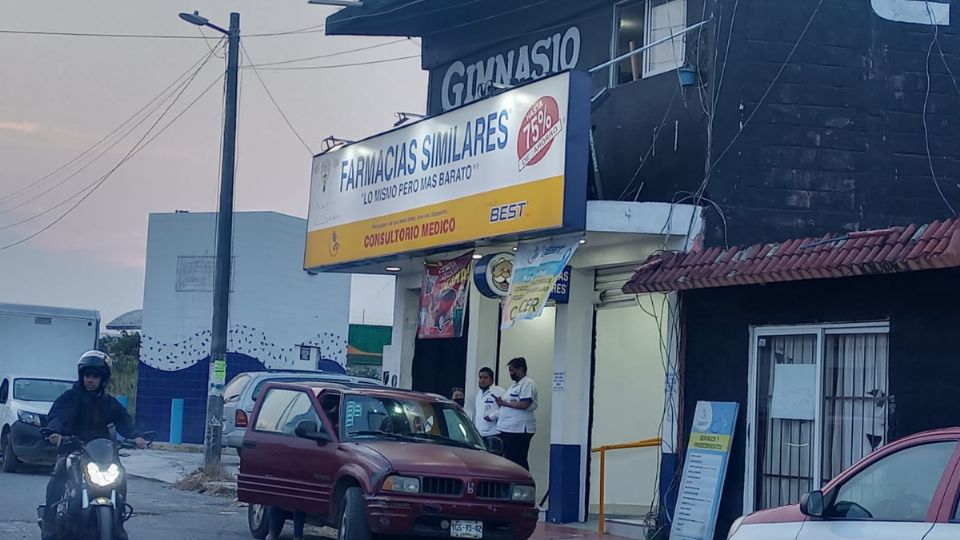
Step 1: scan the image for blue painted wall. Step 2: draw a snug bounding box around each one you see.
[135,352,264,443]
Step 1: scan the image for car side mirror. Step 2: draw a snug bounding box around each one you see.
[486,436,504,456]
[295,420,330,444]
[800,490,825,518]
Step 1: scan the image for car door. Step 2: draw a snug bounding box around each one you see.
[796,439,959,540]
[0,378,11,427]
[922,451,960,540]
[242,386,338,515]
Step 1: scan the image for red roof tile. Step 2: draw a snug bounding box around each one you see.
[623,219,960,294]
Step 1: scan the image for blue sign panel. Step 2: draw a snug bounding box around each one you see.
[672,401,739,540]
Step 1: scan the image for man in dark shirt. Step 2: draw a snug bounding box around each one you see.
[42,351,145,540]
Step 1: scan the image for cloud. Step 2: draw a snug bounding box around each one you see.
[0,121,39,134]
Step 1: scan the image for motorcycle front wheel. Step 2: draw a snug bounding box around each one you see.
[96,505,114,540]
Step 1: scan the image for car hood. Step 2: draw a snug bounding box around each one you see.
[741,504,805,525]
[358,441,533,481]
[11,400,53,415]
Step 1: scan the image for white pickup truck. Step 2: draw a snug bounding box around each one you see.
[0,303,100,472]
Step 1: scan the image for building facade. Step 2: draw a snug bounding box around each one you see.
[321,0,960,536]
[136,211,350,443]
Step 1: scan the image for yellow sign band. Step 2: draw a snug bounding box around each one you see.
[305,175,565,268]
[689,433,731,452]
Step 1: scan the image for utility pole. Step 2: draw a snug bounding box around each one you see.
[180,10,240,472]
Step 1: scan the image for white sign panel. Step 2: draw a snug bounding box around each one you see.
[771,363,817,421]
[305,71,590,269]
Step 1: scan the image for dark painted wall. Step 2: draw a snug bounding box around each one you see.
[681,268,960,538]
[705,0,960,247]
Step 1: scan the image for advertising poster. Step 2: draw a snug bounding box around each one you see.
[672,401,739,540]
[417,253,472,339]
[501,237,579,329]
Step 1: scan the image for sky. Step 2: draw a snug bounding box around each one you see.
[0,1,428,328]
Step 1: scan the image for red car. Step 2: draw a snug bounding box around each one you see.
[238,381,539,540]
[728,427,960,540]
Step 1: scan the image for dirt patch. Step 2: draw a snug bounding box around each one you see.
[174,466,237,498]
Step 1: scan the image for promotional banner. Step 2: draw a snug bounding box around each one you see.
[672,401,739,540]
[417,253,472,339]
[304,71,590,270]
[501,237,579,329]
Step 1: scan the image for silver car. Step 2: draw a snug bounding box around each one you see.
[221,369,382,451]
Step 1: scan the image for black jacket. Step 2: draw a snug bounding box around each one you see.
[47,382,139,443]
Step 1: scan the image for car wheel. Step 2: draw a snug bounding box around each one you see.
[2,435,19,473]
[338,487,372,540]
[248,504,270,539]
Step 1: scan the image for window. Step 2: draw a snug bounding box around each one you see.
[613,0,687,85]
[224,374,250,404]
[0,379,8,404]
[320,392,342,437]
[13,379,73,402]
[830,441,956,521]
[342,394,486,451]
[255,388,299,433]
[748,324,892,513]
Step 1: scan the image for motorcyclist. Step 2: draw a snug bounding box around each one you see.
[42,350,146,540]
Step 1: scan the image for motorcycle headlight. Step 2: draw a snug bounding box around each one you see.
[511,485,536,502]
[86,463,121,487]
[381,475,420,494]
[17,410,42,427]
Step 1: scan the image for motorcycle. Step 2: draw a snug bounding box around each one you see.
[37,428,155,540]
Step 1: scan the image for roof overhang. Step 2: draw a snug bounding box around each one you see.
[623,219,960,294]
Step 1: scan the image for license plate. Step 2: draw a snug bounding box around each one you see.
[450,520,483,538]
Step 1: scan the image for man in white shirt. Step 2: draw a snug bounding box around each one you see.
[495,357,538,471]
[472,367,504,445]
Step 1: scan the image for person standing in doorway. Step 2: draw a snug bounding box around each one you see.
[495,357,538,470]
[450,387,465,408]
[473,367,504,447]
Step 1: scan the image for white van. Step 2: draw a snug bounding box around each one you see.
[0,375,74,471]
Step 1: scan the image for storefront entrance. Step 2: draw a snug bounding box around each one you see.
[745,323,890,513]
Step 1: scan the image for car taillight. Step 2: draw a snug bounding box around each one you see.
[235,409,248,428]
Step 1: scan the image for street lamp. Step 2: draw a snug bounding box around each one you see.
[179,10,240,473]
[393,112,426,127]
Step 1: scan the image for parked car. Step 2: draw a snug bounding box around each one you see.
[222,370,382,453]
[727,427,960,540]
[237,381,539,540]
[0,375,74,472]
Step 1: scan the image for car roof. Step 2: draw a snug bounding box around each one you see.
[274,380,447,402]
[239,370,381,385]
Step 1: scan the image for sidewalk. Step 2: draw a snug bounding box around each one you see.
[122,448,239,484]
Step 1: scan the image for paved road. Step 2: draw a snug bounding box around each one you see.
[0,467,278,540]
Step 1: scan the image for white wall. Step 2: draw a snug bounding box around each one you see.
[589,297,667,516]
[499,306,556,497]
[140,212,351,371]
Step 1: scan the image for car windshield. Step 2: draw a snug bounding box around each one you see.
[13,378,73,402]
[342,394,486,451]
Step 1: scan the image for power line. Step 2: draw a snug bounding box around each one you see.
[0,43,226,214]
[0,24,326,40]
[922,1,957,215]
[250,54,420,71]
[0,42,224,206]
[241,43,314,155]
[0,56,221,247]
[244,37,409,68]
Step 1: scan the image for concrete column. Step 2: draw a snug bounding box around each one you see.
[384,277,419,389]
[464,285,501,419]
[548,267,595,523]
